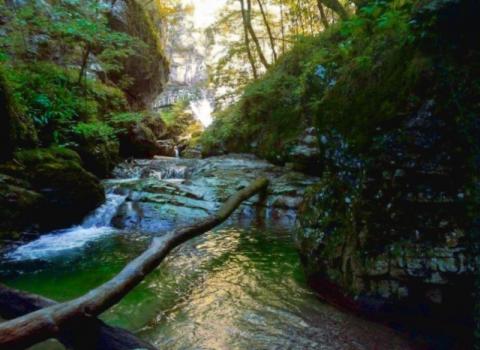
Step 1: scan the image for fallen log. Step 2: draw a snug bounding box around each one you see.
[0,284,157,350]
[0,177,269,349]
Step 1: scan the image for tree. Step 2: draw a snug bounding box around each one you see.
[240,0,259,79]
[256,0,277,62]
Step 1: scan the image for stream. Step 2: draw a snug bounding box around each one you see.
[0,155,414,349]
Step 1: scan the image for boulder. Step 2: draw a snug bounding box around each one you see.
[0,174,43,240]
[156,139,176,157]
[285,127,322,175]
[75,138,120,178]
[0,148,105,235]
[114,113,169,158]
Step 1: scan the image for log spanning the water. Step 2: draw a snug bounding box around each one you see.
[0,178,269,349]
[0,284,157,350]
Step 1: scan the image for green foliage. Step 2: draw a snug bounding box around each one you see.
[109,112,144,125]
[201,33,336,160]
[161,99,190,125]
[0,0,138,78]
[202,0,426,157]
[2,62,128,146]
[72,122,116,143]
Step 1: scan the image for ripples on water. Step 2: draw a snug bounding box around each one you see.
[0,223,412,350]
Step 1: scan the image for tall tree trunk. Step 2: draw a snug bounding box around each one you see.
[256,0,277,62]
[246,0,270,70]
[321,0,349,20]
[280,2,286,54]
[317,0,330,28]
[78,45,91,86]
[240,0,258,79]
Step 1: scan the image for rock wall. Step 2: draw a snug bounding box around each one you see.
[294,0,479,345]
[108,0,169,108]
[297,102,476,340]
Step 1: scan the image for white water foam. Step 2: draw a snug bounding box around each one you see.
[7,193,127,261]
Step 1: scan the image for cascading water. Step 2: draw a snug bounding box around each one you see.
[6,192,127,261]
[174,145,180,158]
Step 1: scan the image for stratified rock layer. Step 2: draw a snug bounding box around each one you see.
[296,101,476,345]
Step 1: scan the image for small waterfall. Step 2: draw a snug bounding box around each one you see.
[150,164,189,180]
[174,146,180,159]
[7,193,127,261]
[82,193,127,228]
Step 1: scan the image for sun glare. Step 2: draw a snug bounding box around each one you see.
[191,0,226,28]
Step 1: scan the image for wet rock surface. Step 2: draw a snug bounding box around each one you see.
[109,154,318,233]
[296,101,476,347]
[286,127,322,175]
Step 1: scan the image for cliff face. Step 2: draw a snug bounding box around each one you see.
[297,102,476,341]
[295,0,479,343]
[108,0,169,108]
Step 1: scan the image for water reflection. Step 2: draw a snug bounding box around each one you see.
[1,224,412,349]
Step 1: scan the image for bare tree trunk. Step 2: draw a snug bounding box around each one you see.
[0,285,157,350]
[256,0,277,62]
[0,178,269,349]
[280,1,286,54]
[240,0,258,79]
[246,0,270,70]
[77,45,91,86]
[321,0,349,20]
[317,0,330,29]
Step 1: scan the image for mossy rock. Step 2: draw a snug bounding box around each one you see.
[76,139,120,178]
[14,147,82,165]
[30,159,105,228]
[113,112,168,158]
[0,174,43,240]
[0,147,105,233]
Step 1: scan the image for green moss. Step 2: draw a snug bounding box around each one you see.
[0,65,38,162]
[14,147,81,165]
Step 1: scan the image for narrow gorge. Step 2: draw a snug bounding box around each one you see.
[0,0,478,349]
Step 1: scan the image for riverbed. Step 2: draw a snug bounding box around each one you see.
[0,155,414,349]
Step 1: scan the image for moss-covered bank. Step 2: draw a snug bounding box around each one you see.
[0,148,104,238]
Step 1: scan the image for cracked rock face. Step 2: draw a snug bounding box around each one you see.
[296,101,476,334]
